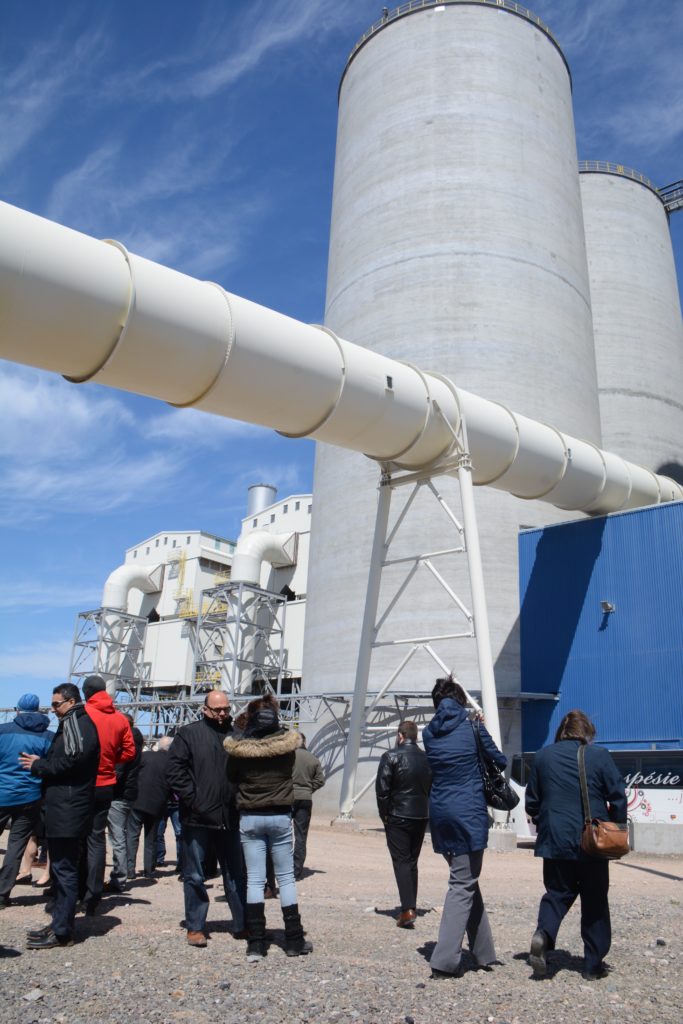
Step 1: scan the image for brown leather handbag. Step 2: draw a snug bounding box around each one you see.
[577,745,629,859]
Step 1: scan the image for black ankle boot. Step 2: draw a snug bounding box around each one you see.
[245,902,267,961]
[282,903,313,957]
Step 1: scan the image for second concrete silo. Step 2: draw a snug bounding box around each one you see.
[303,1,600,779]
[579,163,683,479]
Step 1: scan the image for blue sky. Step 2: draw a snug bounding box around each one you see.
[1,0,682,706]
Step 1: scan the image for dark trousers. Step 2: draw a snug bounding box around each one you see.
[292,799,313,879]
[48,836,81,939]
[80,789,112,904]
[0,800,41,897]
[537,857,611,974]
[128,809,162,876]
[182,824,245,933]
[384,816,428,911]
[156,804,183,872]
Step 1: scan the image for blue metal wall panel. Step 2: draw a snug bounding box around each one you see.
[519,501,683,752]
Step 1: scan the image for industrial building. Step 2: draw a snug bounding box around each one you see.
[1,1,682,838]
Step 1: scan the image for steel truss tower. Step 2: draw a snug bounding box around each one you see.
[69,606,149,698]
[194,580,289,701]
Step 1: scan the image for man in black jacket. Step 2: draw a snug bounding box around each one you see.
[19,682,100,948]
[375,720,432,928]
[166,690,244,947]
[127,737,171,878]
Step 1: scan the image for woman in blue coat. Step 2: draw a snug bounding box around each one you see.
[422,676,507,978]
[525,709,627,980]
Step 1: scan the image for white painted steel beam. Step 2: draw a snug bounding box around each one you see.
[1,201,682,514]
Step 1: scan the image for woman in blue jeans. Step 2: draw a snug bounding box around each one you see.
[225,696,312,961]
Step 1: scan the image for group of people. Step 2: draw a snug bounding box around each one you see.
[376,676,627,981]
[0,680,325,957]
[1,672,627,980]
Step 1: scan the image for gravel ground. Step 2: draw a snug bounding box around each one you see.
[1,822,681,1024]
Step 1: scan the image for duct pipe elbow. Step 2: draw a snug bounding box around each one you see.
[102,564,164,611]
[231,531,297,585]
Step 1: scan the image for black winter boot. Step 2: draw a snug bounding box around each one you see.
[282,903,313,956]
[245,902,268,961]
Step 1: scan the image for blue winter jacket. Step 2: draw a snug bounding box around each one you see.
[0,712,54,807]
[525,739,627,860]
[423,698,507,855]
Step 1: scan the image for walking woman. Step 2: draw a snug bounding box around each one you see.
[225,696,311,961]
[423,675,507,978]
[525,709,627,980]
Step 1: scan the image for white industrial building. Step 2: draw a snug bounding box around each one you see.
[68,486,313,715]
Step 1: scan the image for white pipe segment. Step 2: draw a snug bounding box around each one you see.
[1,201,682,514]
[231,531,297,585]
[102,564,164,611]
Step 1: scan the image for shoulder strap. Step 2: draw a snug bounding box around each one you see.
[470,719,485,764]
[577,744,592,823]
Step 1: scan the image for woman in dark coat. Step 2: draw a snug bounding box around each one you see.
[422,675,507,978]
[525,709,627,980]
[225,696,310,961]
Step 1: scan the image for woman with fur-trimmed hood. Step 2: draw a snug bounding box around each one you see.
[224,695,311,961]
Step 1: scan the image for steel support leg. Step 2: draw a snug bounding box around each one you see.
[337,476,393,819]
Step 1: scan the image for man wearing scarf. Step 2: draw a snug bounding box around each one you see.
[19,682,100,949]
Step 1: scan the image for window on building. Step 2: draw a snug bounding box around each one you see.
[308,504,312,514]
[155,538,160,547]
[164,537,168,545]
[133,550,137,558]
[295,501,300,511]
[186,536,191,545]
[146,546,150,555]
[172,539,177,548]
[215,539,221,549]
[283,504,288,514]
[270,513,275,523]
[253,518,258,528]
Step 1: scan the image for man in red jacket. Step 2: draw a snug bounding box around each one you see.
[80,675,136,914]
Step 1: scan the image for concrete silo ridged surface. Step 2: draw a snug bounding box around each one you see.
[303,1,601,788]
[580,168,683,480]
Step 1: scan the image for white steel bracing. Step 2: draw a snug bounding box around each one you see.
[193,580,289,700]
[338,416,499,818]
[69,607,149,698]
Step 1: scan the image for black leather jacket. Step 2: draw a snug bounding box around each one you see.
[375,739,432,822]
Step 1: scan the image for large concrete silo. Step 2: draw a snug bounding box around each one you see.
[303,1,600,772]
[580,164,683,478]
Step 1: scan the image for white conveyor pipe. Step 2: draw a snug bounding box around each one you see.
[101,563,164,611]
[1,201,681,513]
[231,531,297,585]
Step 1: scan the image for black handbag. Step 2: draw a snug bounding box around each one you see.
[471,720,519,812]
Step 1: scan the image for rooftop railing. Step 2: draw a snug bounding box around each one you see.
[341,0,569,91]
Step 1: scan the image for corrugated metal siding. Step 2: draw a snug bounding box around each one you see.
[519,501,683,752]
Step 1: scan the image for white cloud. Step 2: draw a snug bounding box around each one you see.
[0,365,134,461]
[103,0,359,104]
[0,25,107,172]
[0,638,72,682]
[0,580,102,611]
[0,450,179,524]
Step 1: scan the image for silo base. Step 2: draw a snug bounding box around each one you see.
[330,816,362,831]
[488,827,517,853]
